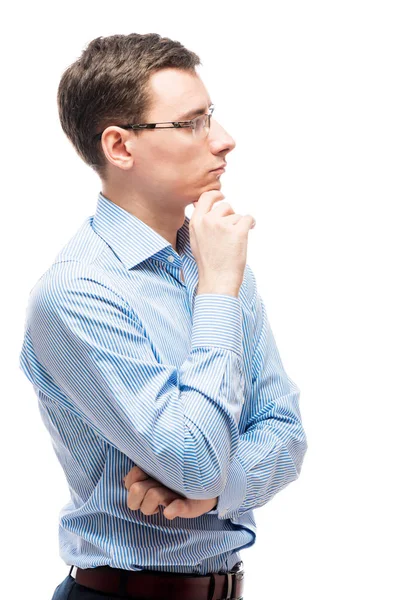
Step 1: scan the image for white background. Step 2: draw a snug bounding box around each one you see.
[2,1,399,598]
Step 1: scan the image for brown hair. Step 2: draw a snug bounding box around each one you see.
[57,33,201,180]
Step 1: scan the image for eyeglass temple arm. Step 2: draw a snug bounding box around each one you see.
[93,108,213,140]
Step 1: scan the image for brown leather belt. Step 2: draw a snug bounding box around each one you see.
[70,561,245,599]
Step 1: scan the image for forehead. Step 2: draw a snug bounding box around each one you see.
[147,68,211,116]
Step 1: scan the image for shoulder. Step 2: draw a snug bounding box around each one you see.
[52,216,107,266]
[27,260,132,324]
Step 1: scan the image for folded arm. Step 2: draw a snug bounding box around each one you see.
[19,261,248,500]
[207,275,308,519]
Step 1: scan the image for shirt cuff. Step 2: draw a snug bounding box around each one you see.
[207,455,248,518]
[191,294,243,356]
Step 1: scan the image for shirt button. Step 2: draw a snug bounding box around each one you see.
[167,255,175,263]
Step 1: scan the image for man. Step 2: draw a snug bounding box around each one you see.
[19,33,308,600]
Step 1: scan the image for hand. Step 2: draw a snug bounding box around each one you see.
[123,465,218,520]
[190,190,256,295]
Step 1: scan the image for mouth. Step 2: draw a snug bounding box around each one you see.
[210,162,227,172]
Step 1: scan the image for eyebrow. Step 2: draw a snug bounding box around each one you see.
[177,102,213,121]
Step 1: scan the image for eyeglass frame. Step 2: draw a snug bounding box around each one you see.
[93,104,215,142]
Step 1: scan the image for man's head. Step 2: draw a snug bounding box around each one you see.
[57,33,236,210]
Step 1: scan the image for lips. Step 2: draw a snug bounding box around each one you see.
[211,162,227,171]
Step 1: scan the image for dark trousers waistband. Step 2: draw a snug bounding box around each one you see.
[69,561,245,600]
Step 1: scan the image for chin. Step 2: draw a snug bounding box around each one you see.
[182,180,222,206]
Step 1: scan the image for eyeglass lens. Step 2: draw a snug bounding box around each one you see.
[193,113,211,138]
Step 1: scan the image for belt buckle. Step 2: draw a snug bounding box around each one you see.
[69,565,77,579]
[226,562,244,600]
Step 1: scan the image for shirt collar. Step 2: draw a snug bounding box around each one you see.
[92,191,194,270]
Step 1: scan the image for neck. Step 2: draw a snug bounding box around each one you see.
[101,186,185,253]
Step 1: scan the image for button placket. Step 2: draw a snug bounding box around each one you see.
[161,253,185,286]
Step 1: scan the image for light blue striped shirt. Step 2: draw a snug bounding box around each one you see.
[19,191,307,575]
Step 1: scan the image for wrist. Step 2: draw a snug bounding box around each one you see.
[197,286,239,298]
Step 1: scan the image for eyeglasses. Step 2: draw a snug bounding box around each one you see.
[93,104,215,142]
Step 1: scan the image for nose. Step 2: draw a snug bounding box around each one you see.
[208,117,236,154]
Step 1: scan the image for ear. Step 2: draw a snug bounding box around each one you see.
[101,126,136,171]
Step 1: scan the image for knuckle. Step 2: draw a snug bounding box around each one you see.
[215,201,231,211]
[130,482,142,493]
[216,220,226,230]
[146,487,159,501]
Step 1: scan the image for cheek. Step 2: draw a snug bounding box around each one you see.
[141,138,207,179]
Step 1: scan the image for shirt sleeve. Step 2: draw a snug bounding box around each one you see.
[206,275,308,519]
[19,261,246,500]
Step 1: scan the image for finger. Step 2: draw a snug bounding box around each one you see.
[127,479,163,511]
[141,487,184,517]
[192,191,225,219]
[164,498,214,520]
[222,213,243,226]
[163,498,187,520]
[208,201,235,219]
[234,214,256,232]
[124,465,150,489]
[124,465,149,487]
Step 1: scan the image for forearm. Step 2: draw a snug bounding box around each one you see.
[208,386,308,520]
